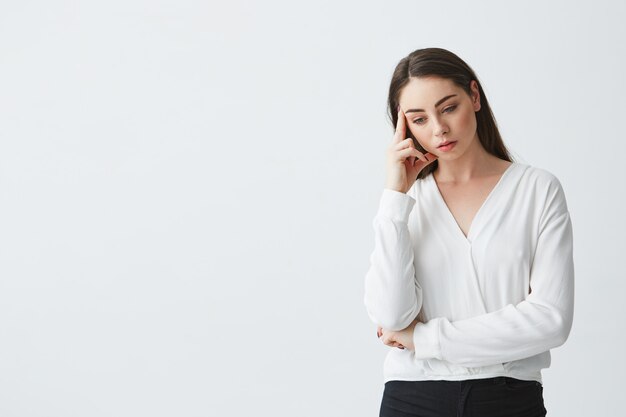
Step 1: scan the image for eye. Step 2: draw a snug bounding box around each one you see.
[412,105,457,125]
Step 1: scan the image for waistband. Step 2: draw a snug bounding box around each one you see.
[385,376,542,388]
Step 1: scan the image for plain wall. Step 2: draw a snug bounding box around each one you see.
[0,1,624,416]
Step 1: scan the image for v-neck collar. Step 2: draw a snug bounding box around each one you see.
[427,162,518,244]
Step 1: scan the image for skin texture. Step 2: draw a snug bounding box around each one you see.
[379,76,511,350]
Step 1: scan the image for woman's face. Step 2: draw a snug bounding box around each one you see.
[398,76,481,160]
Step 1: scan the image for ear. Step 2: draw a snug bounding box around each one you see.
[470,80,481,112]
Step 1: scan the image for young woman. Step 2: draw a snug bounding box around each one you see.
[364,47,574,417]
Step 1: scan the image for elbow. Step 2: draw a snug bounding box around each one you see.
[363,275,423,330]
[364,298,420,331]
[376,313,418,332]
[548,307,574,349]
[380,313,417,331]
[557,311,574,347]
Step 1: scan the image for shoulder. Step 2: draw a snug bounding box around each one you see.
[517,162,562,187]
[516,162,569,214]
[516,162,566,195]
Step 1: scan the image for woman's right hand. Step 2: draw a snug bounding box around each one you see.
[385,107,438,194]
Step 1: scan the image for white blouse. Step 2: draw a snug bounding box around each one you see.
[364,162,575,383]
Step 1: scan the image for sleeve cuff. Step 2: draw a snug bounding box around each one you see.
[412,317,443,360]
[376,188,416,223]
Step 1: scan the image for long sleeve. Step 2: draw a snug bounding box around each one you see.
[364,188,423,331]
[412,177,575,368]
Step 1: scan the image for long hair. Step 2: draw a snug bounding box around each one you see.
[387,47,514,180]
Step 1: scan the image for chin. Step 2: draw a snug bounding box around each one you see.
[433,150,454,159]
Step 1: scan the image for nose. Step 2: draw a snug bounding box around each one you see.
[433,116,449,137]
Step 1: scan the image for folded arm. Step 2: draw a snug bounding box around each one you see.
[364,188,423,331]
[412,179,575,367]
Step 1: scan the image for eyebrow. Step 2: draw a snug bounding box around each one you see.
[404,94,458,114]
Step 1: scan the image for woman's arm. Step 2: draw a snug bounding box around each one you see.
[411,177,575,367]
[364,188,424,331]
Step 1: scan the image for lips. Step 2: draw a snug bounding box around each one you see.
[437,140,456,148]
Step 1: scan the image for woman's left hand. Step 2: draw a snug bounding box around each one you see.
[377,318,419,350]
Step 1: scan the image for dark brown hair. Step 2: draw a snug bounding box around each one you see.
[387,47,514,180]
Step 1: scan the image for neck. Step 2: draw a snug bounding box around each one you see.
[434,135,504,183]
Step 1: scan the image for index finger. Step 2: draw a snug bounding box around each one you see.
[393,106,406,143]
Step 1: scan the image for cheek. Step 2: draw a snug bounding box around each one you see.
[407,125,430,147]
[410,130,431,150]
[455,108,477,132]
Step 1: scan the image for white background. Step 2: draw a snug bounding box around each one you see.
[0,1,623,416]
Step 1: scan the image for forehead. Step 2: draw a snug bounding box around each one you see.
[399,77,461,107]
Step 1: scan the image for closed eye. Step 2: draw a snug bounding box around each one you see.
[412,105,457,125]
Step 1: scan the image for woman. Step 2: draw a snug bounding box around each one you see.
[364,47,574,417]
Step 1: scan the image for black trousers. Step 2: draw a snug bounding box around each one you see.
[379,376,547,417]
